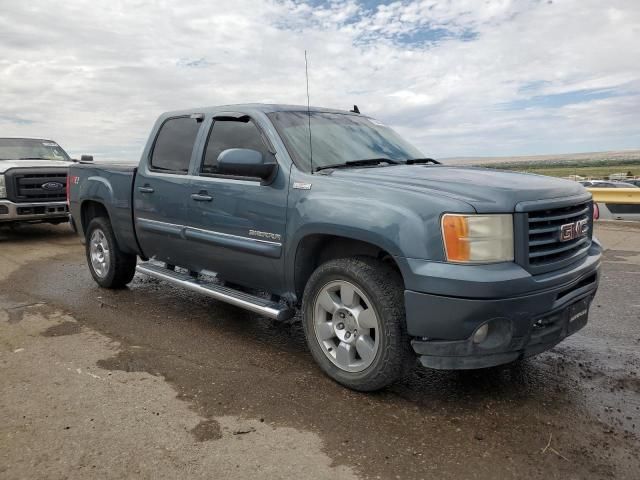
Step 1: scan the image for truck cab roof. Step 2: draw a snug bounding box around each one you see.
[160,103,359,118]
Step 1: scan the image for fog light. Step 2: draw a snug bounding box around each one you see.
[0,205,8,215]
[473,324,489,344]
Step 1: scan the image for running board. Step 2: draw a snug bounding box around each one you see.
[135,262,295,321]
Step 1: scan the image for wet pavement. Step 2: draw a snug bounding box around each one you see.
[1,222,639,479]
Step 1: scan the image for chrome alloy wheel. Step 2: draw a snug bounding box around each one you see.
[89,228,110,278]
[313,280,380,373]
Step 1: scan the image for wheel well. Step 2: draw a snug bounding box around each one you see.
[81,201,109,234]
[293,234,403,301]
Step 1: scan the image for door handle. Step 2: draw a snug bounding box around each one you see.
[138,186,155,193]
[191,192,213,202]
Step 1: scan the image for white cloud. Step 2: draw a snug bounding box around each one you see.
[0,0,638,160]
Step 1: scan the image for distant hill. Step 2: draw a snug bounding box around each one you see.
[439,150,640,166]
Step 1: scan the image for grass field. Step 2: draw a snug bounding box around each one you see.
[481,161,640,179]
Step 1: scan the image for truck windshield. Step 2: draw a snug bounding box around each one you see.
[0,138,71,161]
[267,111,424,172]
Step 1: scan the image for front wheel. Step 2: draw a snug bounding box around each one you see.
[85,217,137,288]
[302,257,412,391]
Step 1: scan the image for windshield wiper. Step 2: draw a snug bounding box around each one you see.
[315,158,400,173]
[405,158,441,165]
[18,157,53,160]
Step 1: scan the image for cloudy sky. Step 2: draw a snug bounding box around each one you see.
[1,0,639,160]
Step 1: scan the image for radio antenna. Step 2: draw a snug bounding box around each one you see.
[305,50,314,174]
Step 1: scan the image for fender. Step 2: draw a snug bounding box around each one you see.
[284,193,432,296]
[78,172,140,255]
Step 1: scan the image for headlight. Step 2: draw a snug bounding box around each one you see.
[441,214,514,263]
[0,174,6,198]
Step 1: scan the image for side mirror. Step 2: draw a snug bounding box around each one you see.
[80,155,94,162]
[217,148,276,180]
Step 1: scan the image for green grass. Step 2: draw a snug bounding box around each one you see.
[481,162,640,179]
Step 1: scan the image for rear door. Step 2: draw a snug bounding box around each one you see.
[185,114,289,292]
[134,114,205,267]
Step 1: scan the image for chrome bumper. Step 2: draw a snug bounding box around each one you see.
[0,200,69,222]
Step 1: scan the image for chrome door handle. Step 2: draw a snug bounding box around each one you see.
[191,193,213,202]
[138,186,155,193]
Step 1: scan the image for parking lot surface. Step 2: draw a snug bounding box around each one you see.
[1,222,639,479]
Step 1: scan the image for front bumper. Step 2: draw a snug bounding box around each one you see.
[401,241,601,370]
[0,199,69,223]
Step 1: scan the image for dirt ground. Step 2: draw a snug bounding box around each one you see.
[1,221,639,479]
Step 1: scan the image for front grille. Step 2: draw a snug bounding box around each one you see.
[525,200,592,272]
[7,169,67,203]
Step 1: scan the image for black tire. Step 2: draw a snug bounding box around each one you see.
[85,217,137,288]
[302,257,412,391]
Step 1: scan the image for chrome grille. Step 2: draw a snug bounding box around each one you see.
[526,201,592,271]
[10,170,67,203]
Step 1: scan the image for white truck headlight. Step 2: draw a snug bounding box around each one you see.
[0,174,6,198]
[441,214,514,263]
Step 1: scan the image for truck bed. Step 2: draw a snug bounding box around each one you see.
[68,162,140,255]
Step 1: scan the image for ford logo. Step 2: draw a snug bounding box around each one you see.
[41,181,64,191]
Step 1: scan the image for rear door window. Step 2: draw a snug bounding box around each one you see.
[201,119,270,175]
[151,117,202,173]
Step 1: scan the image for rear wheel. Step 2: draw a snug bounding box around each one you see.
[302,257,411,391]
[85,217,136,288]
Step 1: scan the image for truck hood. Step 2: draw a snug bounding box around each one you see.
[327,165,587,213]
[0,159,72,173]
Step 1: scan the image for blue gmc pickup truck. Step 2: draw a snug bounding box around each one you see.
[68,104,601,391]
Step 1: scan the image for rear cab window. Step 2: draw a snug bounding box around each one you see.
[150,116,202,174]
[201,118,271,175]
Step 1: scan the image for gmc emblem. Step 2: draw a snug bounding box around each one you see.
[559,219,588,242]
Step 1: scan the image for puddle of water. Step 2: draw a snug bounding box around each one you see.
[41,320,82,337]
[190,419,223,441]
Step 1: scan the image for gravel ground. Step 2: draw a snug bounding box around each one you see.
[0,221,639,479]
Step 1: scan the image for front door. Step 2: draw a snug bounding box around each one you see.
[134,114,204,267]
[185,116,289,293]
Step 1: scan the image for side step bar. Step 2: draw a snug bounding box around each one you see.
[136,262,296,321]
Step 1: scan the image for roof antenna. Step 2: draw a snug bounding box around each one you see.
[305,50,314,174]
[350,105,360,114]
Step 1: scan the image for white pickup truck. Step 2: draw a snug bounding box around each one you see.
[0,138,73,226]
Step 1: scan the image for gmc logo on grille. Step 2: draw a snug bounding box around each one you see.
[559,219,588,242]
